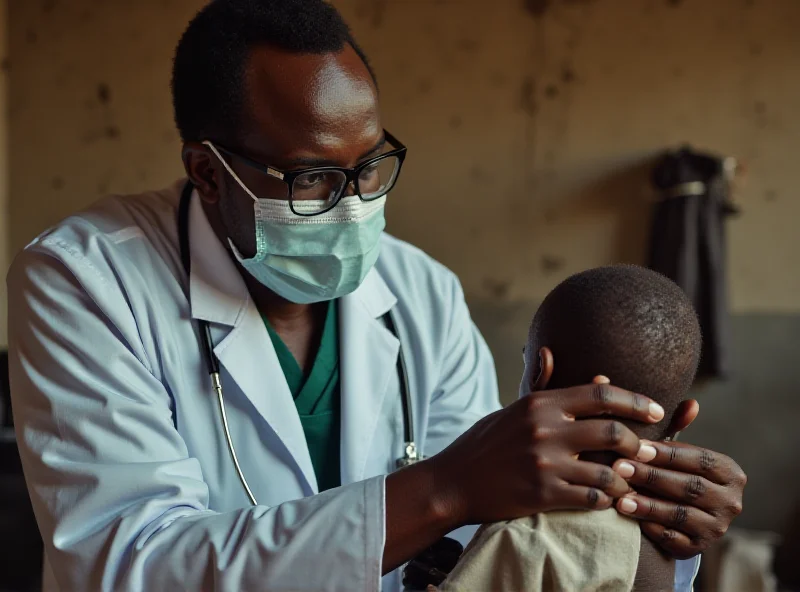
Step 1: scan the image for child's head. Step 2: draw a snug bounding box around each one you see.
[521,265,702,442]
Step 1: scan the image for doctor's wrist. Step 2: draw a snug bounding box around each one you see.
[421,457,468,530]
[390,458,463,531]
[383,459,463,573]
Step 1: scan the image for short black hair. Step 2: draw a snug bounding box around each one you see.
[171,0,377,143]
[527,265,702,441]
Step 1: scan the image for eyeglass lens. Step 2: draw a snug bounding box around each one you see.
[290,155,401,214]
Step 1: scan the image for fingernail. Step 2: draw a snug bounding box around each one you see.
[649,402,665,421]
[619,497,638,514]
[616,461,635,478]
[637,443,657,462]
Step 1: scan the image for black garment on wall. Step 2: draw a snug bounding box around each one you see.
[647,148,739,380]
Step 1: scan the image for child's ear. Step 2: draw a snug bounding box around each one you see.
[531,347,554,391]
[664,399,700,440]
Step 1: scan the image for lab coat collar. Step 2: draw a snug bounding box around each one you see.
[339,242,400,484]
[344,260,397,320]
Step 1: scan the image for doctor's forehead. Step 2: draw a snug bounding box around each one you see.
[238,44,382,167]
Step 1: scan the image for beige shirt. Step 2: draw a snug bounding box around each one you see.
[440,509,640,592]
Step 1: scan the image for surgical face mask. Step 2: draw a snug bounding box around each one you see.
[205,143,386,304]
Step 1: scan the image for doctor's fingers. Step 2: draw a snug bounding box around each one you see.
[557,419,643,460]
[544,483,615,512]
[615,493,719,541]
[537,383,664,424]
[555,458,632,499]
[627,440,747,489]
[611,460,739,515]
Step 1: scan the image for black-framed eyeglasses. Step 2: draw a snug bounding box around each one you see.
[203,129,407,217]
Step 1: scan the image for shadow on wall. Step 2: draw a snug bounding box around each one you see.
[467,155,658,403]
[543,154,657,266]
[685,313,800,534]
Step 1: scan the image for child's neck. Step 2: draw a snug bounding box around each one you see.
[579,451,676,591]
[634,536,675,591]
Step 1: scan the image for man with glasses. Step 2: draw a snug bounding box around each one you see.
[7,1,744,590]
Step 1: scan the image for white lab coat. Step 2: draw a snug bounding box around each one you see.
[7,180,501,591]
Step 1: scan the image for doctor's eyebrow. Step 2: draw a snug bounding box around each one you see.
[284,136,387,169]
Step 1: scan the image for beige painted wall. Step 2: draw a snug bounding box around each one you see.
[0,0,8,347]
[7,0,800,316]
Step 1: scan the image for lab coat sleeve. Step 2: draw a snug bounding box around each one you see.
[424,272,501,457]
[7,246,385,592]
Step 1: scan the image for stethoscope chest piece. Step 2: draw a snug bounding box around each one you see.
[396,442,423,469]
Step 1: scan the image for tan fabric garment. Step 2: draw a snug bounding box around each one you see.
[440,509,640,592]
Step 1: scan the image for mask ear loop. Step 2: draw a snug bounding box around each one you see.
[202,141,260,203]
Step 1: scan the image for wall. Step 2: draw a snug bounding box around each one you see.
[0,0,7,348]
[7,0,200,254]
[6,0,800,532]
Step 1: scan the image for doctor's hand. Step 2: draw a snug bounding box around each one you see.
[612,399,746,560]
[426,381,664,526]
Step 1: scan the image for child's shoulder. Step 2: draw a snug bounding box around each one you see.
[442,510,640,591]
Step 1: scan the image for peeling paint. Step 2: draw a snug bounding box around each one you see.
[524,0,551,19]
[97,83,111,105]
[456,38,481,53]
[469,165,495,185]
[541,255,565,273]
[489,71,508,87]
[355,0,387,27]
[519,76,538,117]
[417,78,432,95]
[483,278,511,299]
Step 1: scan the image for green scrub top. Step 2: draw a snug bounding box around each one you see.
[261,301,341,492]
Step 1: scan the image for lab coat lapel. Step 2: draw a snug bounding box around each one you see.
[339,268,398,485]
[186,188,318,493]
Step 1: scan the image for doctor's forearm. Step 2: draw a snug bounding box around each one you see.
[383,459,463,574]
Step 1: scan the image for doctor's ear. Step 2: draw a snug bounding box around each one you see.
[182,143,220,204]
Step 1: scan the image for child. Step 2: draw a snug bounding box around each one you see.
[440,264,702,592]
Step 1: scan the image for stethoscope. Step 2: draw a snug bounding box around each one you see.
[177,181,421,506]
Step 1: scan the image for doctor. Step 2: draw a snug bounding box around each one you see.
[7,0,744,590]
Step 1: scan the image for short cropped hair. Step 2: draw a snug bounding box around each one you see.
[527,265,702,441]
[171,0,376,143]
